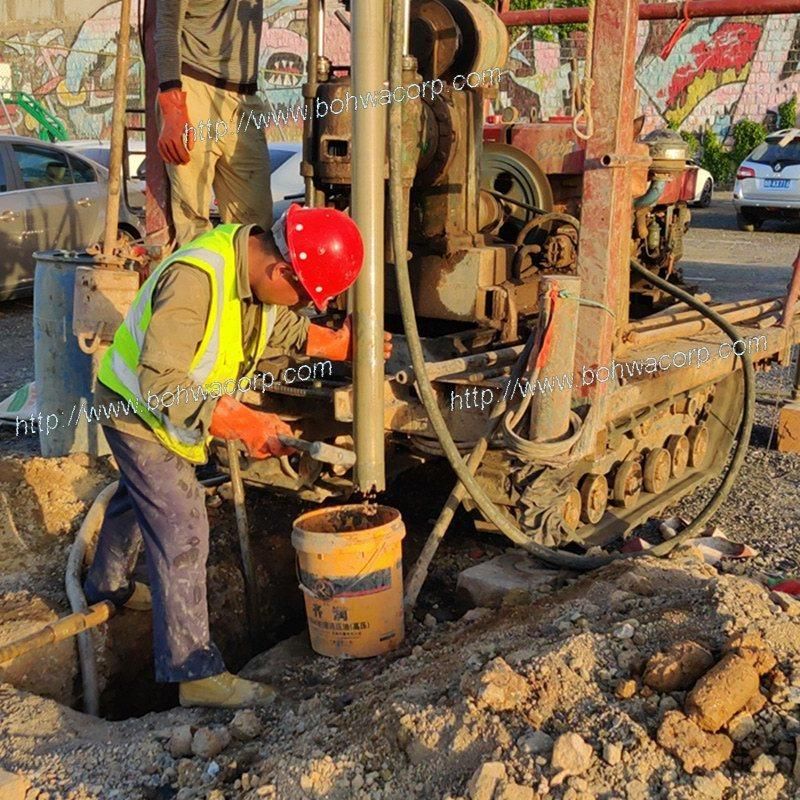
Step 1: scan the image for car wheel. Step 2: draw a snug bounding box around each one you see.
[736,211,763,232]
[699,179,712,208]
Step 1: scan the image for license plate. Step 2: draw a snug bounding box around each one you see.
[765,178,790,189]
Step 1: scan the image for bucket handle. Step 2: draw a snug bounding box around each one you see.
[296,536,392,600]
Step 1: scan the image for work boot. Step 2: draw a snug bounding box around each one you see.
[179,671,277,709]
[123,581,152,612]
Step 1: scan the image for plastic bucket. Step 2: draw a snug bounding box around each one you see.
[33,251,110,457]
[291,504,406,658]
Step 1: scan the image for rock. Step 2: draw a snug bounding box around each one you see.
[626,779,648,800]
[495,781,535,800]
[518,730,553,756]
[615,679,637,699]
[423,613,437,628]
[461,657,530,711]
[0,770,29,800]
[793,735,800,783]
[727,712,757,742]
[466,762,506,800]
[456,553,563,608]
[692,772,730,799]
[617,649,645,675]
[613,622,635,640]
[230,709,262,741]
[643,641,714,692]
[602,742,622,766]
[550,733,593,785]
[723,632,777,675]
[771,591,800,616]
[751,754,777,774]
[191,726,231,759]
[169,725,194,759]
[656,710,733,774]
[462,608,492,623]
[616,570,654,596]
[686,653,760,731]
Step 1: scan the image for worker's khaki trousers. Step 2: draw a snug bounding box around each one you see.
[162,74,273,245]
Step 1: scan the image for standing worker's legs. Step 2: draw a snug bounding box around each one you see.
[85,426,225,683]
[160,74,225,245]
[214,92,272,229]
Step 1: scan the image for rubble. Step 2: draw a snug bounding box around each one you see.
[461,657,530,712]
[0,769,29,800]
[656,710,734,773]
[549,733,593,784]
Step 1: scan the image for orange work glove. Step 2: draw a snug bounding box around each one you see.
[157,89,194,165]
[209,395,295,459]
[306,316,393,361]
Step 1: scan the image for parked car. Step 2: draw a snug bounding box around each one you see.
[0,135,145,300]
[60,138,146,210]
[733,128,800,231]
[135,141,304,223]
[687,159,714,207]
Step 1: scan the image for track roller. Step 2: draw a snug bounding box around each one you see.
[643,447,671,493]
[687,424,709,467]
[579,473,608,524]
[666,434,690,478]
[562,488,582,530]
[612,459,643,508]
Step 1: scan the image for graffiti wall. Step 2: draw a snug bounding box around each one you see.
[506,14,800,138]
[0,0,349,140]
[1,1,797,141]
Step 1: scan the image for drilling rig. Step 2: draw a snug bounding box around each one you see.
[143,0,800,554]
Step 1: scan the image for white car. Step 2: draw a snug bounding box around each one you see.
[687,159,714,207]
[733,128,800,231]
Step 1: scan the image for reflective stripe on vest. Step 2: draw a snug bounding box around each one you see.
[98,224,277,463]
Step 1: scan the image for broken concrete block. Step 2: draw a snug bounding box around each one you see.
[550,733,593,784]
[466,761,506,800]
[686,653,760,732]
[643,640,714,693]
[456,552,563,608]
[461,657,530,712]
[657,710,733,774]
[777,400,800,454]
[0,770,29,800]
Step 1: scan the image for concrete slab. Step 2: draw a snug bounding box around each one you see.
[777,401,800,454]
[456,552,566,608]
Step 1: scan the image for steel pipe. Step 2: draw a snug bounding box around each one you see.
[102,0,132,257]
[500,0,800,26]
[632,296,783,333]
[394,344,526,384]
[352,0,389,493]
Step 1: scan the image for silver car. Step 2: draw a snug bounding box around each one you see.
[733,128,800,231]
[0,135,145,300]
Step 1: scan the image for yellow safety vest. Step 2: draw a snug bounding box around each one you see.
[98,224,276,464]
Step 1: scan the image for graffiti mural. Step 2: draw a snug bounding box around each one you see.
[1,2,797,140]
[0,0,349,140]
[504,14,800,138]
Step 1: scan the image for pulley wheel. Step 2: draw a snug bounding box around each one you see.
[643,447,672,494]
[687,424,709,467]
[562,488,582,530]
[579,473,608,525]
[612,460,643,508]
[666,434,690,478]
[480,143,553,234]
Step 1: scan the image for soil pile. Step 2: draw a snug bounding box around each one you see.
[1,554,799,800]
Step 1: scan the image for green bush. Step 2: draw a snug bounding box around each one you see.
[680,130,700,158]
[700,130,733,184]
[778,95,797,129]
[730,119,766,168]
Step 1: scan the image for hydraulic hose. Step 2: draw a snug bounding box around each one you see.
[65,480,119,716]
[386,16,755,570]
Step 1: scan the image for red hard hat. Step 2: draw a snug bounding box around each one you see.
[273,204,365,311]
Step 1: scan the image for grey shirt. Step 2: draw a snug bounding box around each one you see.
[95,224,310,445]
[155,0,264,91]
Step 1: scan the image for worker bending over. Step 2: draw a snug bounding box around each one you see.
[155,0,272,244]
[85,205,388,708]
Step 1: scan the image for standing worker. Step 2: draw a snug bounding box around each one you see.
[155,0,272,244]
[85,205,391,708]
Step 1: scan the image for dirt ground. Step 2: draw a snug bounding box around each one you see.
[0,196,799,799]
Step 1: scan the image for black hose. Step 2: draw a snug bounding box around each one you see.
[386,25,754,568]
